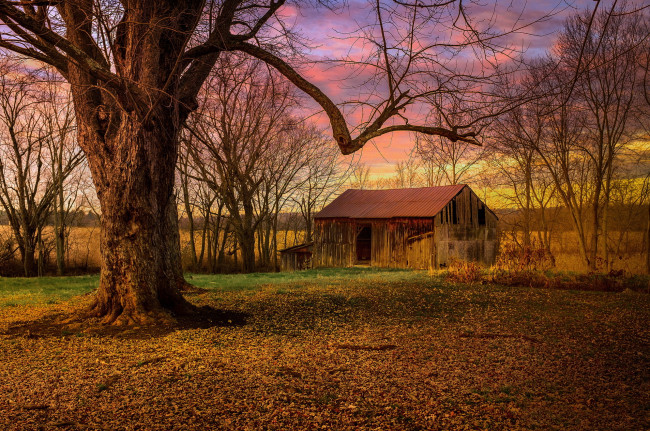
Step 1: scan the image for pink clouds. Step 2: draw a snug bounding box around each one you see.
[281,0,606,174]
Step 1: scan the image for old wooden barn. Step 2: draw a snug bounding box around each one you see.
[312,185,498,269]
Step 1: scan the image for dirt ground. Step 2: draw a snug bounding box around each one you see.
[0,274,648,430]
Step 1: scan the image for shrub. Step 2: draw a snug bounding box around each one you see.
[496,242,555,272]
[446,259,483,284]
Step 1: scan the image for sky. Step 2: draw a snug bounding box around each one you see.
[281,0,608,178]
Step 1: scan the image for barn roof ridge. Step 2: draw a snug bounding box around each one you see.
[315,184,472,219]
[344,184,468,192]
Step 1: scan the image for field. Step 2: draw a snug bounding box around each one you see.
[0,268,648,430]
[3,225,648,274]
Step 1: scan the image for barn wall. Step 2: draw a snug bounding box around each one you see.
[314,218,435,269]
[280,251,312,271]
[313,219,356,267]
[434,187,498,267]
[370,218,435,269]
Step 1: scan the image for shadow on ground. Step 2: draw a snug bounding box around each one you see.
[2,305,248,340]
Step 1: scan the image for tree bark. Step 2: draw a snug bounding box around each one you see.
[646,203,650,275]
[82,113,192,325]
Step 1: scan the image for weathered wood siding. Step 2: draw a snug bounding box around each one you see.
[314,186,498,269]
[280,251,312,271]
[313,219,356,267]
[407,231,436,269]
[314,218,435,269]
[370,218,435,268]
[434,187,498,267]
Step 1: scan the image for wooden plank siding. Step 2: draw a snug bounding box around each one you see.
[313,185,498,270]
[312,219,356,267]
[434,187,498,267]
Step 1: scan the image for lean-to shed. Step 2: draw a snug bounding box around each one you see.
[279,242,313,271]
[313,185,497,269]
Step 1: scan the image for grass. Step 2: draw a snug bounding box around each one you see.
[187,267,424,292]
[0,267,424,307]
[0,268,648,430]
[0,275,98,307]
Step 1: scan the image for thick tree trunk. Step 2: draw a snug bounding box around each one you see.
[83,115,192,325]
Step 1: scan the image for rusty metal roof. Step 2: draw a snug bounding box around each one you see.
[279,242,314,253]
[315,185,467,219]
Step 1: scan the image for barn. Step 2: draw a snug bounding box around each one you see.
[312,185,498,269]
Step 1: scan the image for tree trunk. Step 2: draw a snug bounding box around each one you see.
[181,175,198,271]
[272,213,279,271]
[523,162,532,249]
[55,159,66,276]
[590,181,601,271]
[23,239,36,277]
[646,203,650,275]
[240,229,256,273]
[83,114,192,325]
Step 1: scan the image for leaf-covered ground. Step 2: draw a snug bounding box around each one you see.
[0,269,648,430]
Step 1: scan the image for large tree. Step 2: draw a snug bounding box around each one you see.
[0,0,529,324]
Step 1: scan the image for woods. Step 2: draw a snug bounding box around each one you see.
[0,1,646,324]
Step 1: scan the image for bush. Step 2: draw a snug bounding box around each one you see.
[446,259,483,284]
[496,242,555,272]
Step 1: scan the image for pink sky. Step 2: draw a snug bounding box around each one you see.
[283,0,605,177]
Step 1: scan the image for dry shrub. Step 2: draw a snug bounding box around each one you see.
[496,242,555,272]
[446,259,483,284]
[488,268,649,293]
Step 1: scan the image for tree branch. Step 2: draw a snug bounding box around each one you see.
[231,40,479,154]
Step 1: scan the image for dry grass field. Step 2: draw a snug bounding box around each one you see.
[2,225,647,274]
[0,268,648,430]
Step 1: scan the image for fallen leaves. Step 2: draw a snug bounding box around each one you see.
[0,271,648,430]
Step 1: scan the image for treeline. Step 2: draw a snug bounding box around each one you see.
[0,5,648,276]
[344,5,650,273]
[0,55,352,276]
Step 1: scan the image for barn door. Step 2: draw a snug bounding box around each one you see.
[356,225,372,263]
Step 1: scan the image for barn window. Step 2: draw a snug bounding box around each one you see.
[478,206,486,226]
[451,199,458,224]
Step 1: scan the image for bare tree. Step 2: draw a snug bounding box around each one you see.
[258,124,324,270]
[391,151,422,188]
[497,58,594,267]
[560,6,646,270]
[415,133,486,186]
[40,70,84,275]
[0,61,82,276]
[349,163,372,190]
[186,57,296,273]
[0,0,555,323]
[293,129,351,243]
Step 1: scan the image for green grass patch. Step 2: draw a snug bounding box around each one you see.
[0,275,98,307]
[186,267,427,292]
[0,268,429,307]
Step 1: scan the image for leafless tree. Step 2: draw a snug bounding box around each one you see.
[349,163,372,190]
[0,0,558,323]
[0,61,82,276]
[40,69,84,275]
[492,3,648,270]
[186,56,296,273]
[293,129,352,243]
[390,152,423,188]
[560,6,647,270]
[415,133,485,186]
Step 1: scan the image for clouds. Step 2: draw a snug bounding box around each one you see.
[283,0,605,170]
